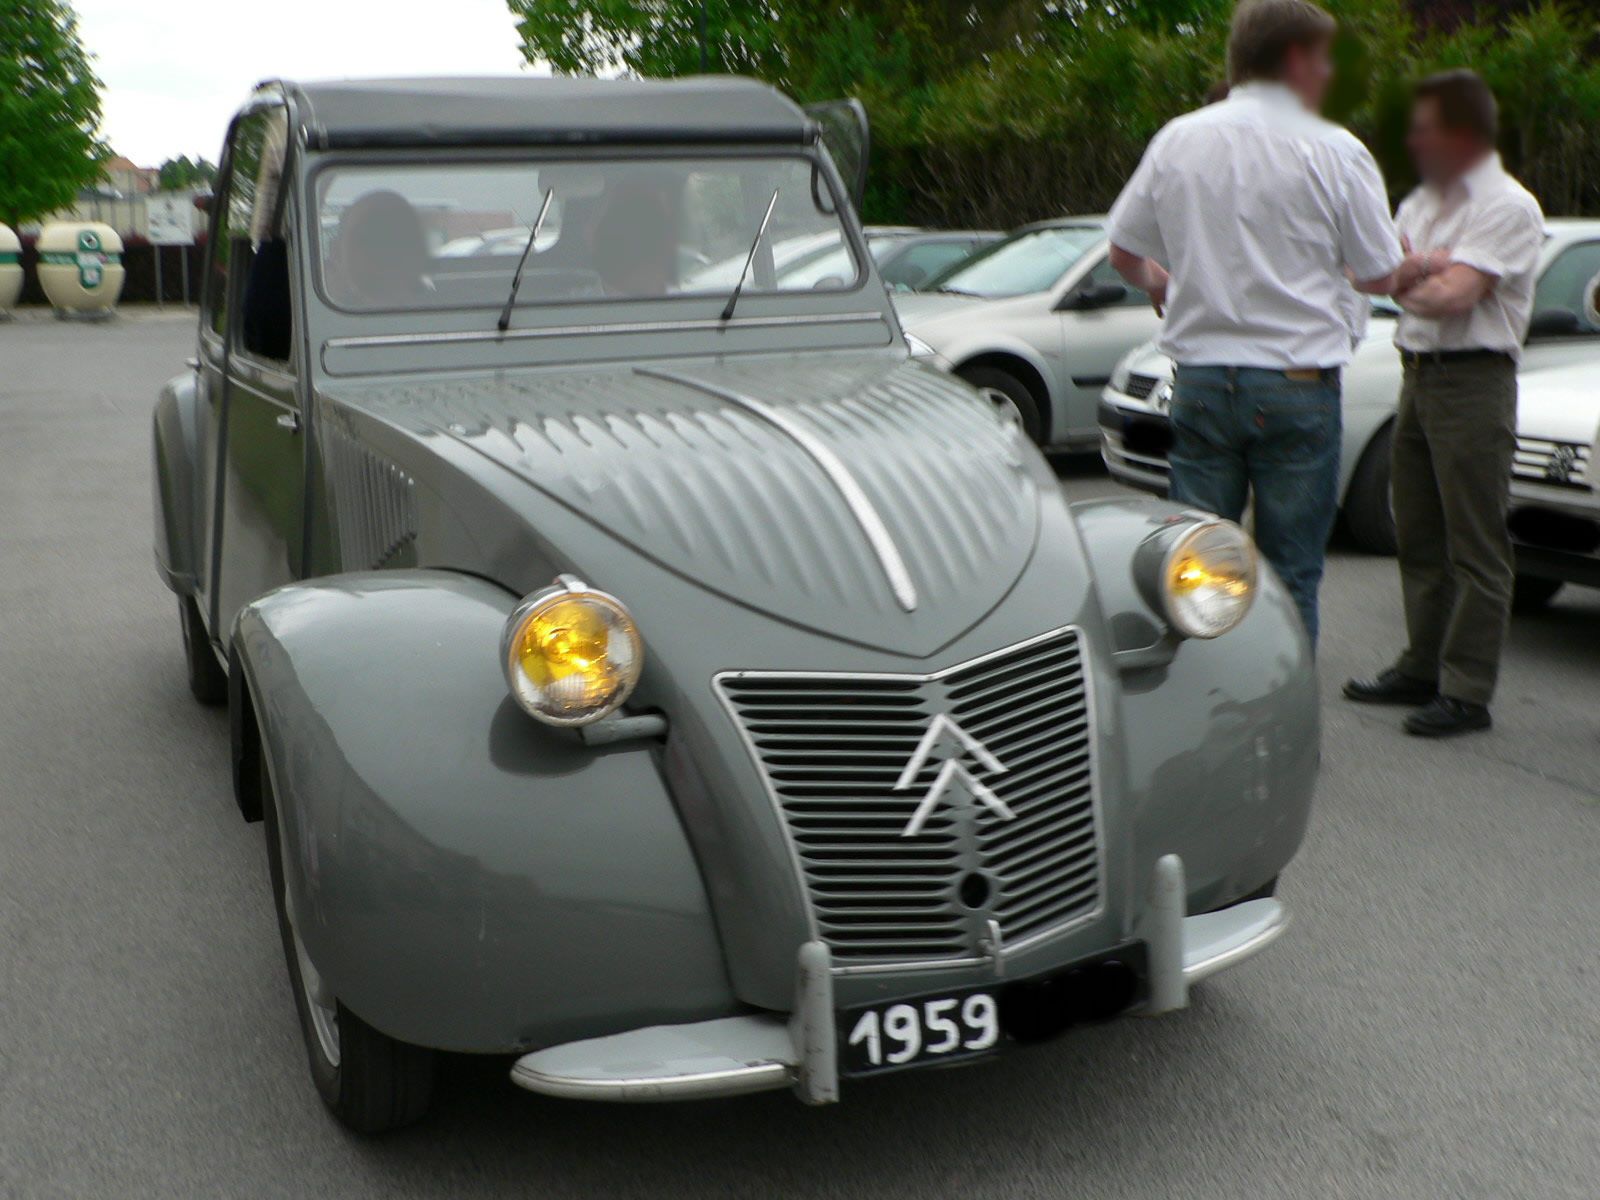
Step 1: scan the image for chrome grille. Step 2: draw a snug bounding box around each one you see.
[1124,374,1161,401]
[717,629,1101,965]
[1514,436,1592,491]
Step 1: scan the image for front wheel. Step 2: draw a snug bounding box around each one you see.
[1342,422,1397,555]
[261,746,435,1132]
[957,364,1045,446]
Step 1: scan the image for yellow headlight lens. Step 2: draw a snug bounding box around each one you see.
[1161,520,1257,639]
[501,584,643,726]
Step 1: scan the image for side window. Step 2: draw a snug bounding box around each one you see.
[1085,256,1150,307]
[1531,240,1600,334]
[207,106,292,360]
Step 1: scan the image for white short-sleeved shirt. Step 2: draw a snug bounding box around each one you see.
[1107,81,1403,370]
[1393,154,1544,362]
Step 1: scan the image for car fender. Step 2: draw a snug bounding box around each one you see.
[231,568,737,1053]
[1070,498,1319,912]
[152,369,203,593]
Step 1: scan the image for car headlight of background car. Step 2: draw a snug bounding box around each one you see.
[1136,518,1257,639]
[501,578,644,726]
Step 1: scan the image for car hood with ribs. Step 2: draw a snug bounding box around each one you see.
[323,354,1047,659]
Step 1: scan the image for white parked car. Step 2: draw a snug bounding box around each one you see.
[894,218,1163,449]
[1100,219,1600,554]
[1507,279,1600,608]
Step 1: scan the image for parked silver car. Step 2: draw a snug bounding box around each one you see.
[1101,220,1600,554]
[894,218,1162,449]
[152,76,1315,1133]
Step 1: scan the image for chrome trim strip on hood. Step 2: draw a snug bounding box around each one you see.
[326,311,887,351]
[641,367,919,612]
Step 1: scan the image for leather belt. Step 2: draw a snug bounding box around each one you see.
[1398,347,1514,368]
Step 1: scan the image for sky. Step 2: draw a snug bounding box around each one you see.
[74,0,535,167]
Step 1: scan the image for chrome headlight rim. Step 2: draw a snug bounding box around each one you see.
[1152,516,1258,640]
[500,576,644,728]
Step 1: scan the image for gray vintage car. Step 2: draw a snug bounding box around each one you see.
[152,76,1317,1133]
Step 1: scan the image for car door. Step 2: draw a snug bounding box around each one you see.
[1051,251,1164,441]
[210,103,303,641]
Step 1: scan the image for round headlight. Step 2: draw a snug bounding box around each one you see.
[501,580,643,726]
[1159,520,1257,639]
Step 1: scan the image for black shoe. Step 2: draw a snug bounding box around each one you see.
[1403,695,1492,738]
[1343,668,1437,706]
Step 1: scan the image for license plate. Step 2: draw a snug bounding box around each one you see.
[838,989,1002,1077]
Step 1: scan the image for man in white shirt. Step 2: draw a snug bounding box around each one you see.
[1106,0,1422,644]
[1344,71,1544,737]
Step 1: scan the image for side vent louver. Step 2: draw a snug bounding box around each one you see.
[321,414,418,570]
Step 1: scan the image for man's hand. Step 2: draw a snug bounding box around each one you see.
[1109,243,1169,317]
[1397,262,1497,318]
[1354,237,1453,298]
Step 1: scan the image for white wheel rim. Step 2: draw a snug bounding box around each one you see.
[290,916,341,1067]
[981,387,1024,432]
[273,797,341,1068]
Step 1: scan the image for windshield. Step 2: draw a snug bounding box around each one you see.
[930,225,1103,298]
[314,155,860,313]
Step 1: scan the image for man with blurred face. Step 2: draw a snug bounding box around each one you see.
[1344,71,1543,737]
[1106,0,1426,644]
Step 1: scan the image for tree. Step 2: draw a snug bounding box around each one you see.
[157,155,217,191]
[0,0,107,229]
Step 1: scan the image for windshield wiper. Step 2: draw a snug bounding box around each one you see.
[720,187,780,323]
[497,187,556,333]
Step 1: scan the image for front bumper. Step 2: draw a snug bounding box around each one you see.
[1098,395,1172,495]
[509,855,1288,1104]
[1509,490,1600,587]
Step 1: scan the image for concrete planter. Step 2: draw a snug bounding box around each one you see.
[37,222,125,314]
[0,224,21,314]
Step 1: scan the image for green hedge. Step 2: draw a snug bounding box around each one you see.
[855,0,1600,226]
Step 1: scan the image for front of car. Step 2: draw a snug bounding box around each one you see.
[1508,358,1600,596]
[214,77,1317,1123]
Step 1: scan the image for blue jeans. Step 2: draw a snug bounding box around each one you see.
[1168,365,1342,643]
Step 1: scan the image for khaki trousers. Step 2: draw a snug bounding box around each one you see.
[1392,355,1518,705]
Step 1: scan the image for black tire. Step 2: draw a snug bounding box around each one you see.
[1512,575,1564,613]
[180,596,228,705]
[1342,422,1397,555]
[261,747,435,1133]
[958,364,1045,446]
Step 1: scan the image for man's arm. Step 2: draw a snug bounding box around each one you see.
[1109,243,1170,313]
[1105,128,1171,313]
[1351,244,1448,296]
[1400,197,1543,318]
[1338,143,1413,295]
[1396,263,1496,318]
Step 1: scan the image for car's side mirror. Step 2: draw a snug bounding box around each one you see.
[1059,282,1128,311]
[193,192,214,214]
[1526,308,1581,340]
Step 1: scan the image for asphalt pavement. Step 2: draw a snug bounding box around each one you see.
[2,310,1598,1199]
